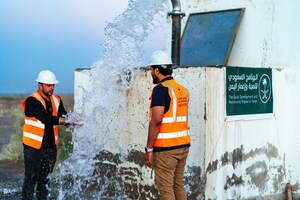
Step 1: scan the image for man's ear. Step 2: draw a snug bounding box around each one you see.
[154,67,160,75]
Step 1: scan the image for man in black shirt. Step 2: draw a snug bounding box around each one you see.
[21,70,68,200]
[145,51,190,200]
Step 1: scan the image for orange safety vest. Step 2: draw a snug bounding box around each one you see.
[21,91,60,149]
[149,79,190,148]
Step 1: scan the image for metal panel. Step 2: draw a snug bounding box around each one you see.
[180,8,245,67]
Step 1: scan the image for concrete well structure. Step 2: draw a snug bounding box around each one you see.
[70,0,300,199]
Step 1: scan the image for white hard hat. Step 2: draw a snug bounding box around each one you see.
[148,51,173,67]
[36,70,59,84]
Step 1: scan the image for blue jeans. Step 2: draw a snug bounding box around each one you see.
[153,147,189,200]
[22,147,57,200]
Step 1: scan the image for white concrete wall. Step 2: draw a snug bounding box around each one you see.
[72,0,300,198]
[180,0,300,198]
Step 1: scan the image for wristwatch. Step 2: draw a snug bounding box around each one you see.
[145,147,153,153]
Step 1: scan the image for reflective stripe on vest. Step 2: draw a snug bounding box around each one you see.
[21,91,60,149]
[164,81,177,122]
[24,119,45,129]
[157,130,190,139]
[162,116,187,123]
[150,79,190,148]
[51,95,59,115]
[23,132,43,142]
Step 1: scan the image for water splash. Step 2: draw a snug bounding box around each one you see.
[55,0,169,199]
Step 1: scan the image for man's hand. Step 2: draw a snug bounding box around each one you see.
[144,152,153,168]
[66,116,83,126]
[63,112,84,126]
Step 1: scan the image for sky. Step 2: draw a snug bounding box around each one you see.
[0,0,130,94]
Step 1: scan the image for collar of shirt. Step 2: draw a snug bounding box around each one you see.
[159,76,173,83]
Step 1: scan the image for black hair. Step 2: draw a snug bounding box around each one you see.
[152,65,173,76]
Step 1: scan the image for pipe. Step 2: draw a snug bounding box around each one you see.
[168,0,185,66]
[170,0,182,14]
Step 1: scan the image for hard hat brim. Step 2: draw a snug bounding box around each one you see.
[36,79,59,84]
[148,63,173,66]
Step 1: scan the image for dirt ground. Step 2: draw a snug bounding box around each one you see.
[0,159,23,199]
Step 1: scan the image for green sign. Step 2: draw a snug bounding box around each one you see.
[226,66,273,116]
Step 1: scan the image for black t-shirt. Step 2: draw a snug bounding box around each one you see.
[151,77,172,113]
[24,95,67,149]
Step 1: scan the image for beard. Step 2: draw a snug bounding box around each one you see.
[152,75,159,84]
[47,90,53,96]
[42,88,53,96]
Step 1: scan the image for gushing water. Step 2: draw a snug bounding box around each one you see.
[55,0,169,199]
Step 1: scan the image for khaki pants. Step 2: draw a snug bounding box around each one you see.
[153,147,189,200]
